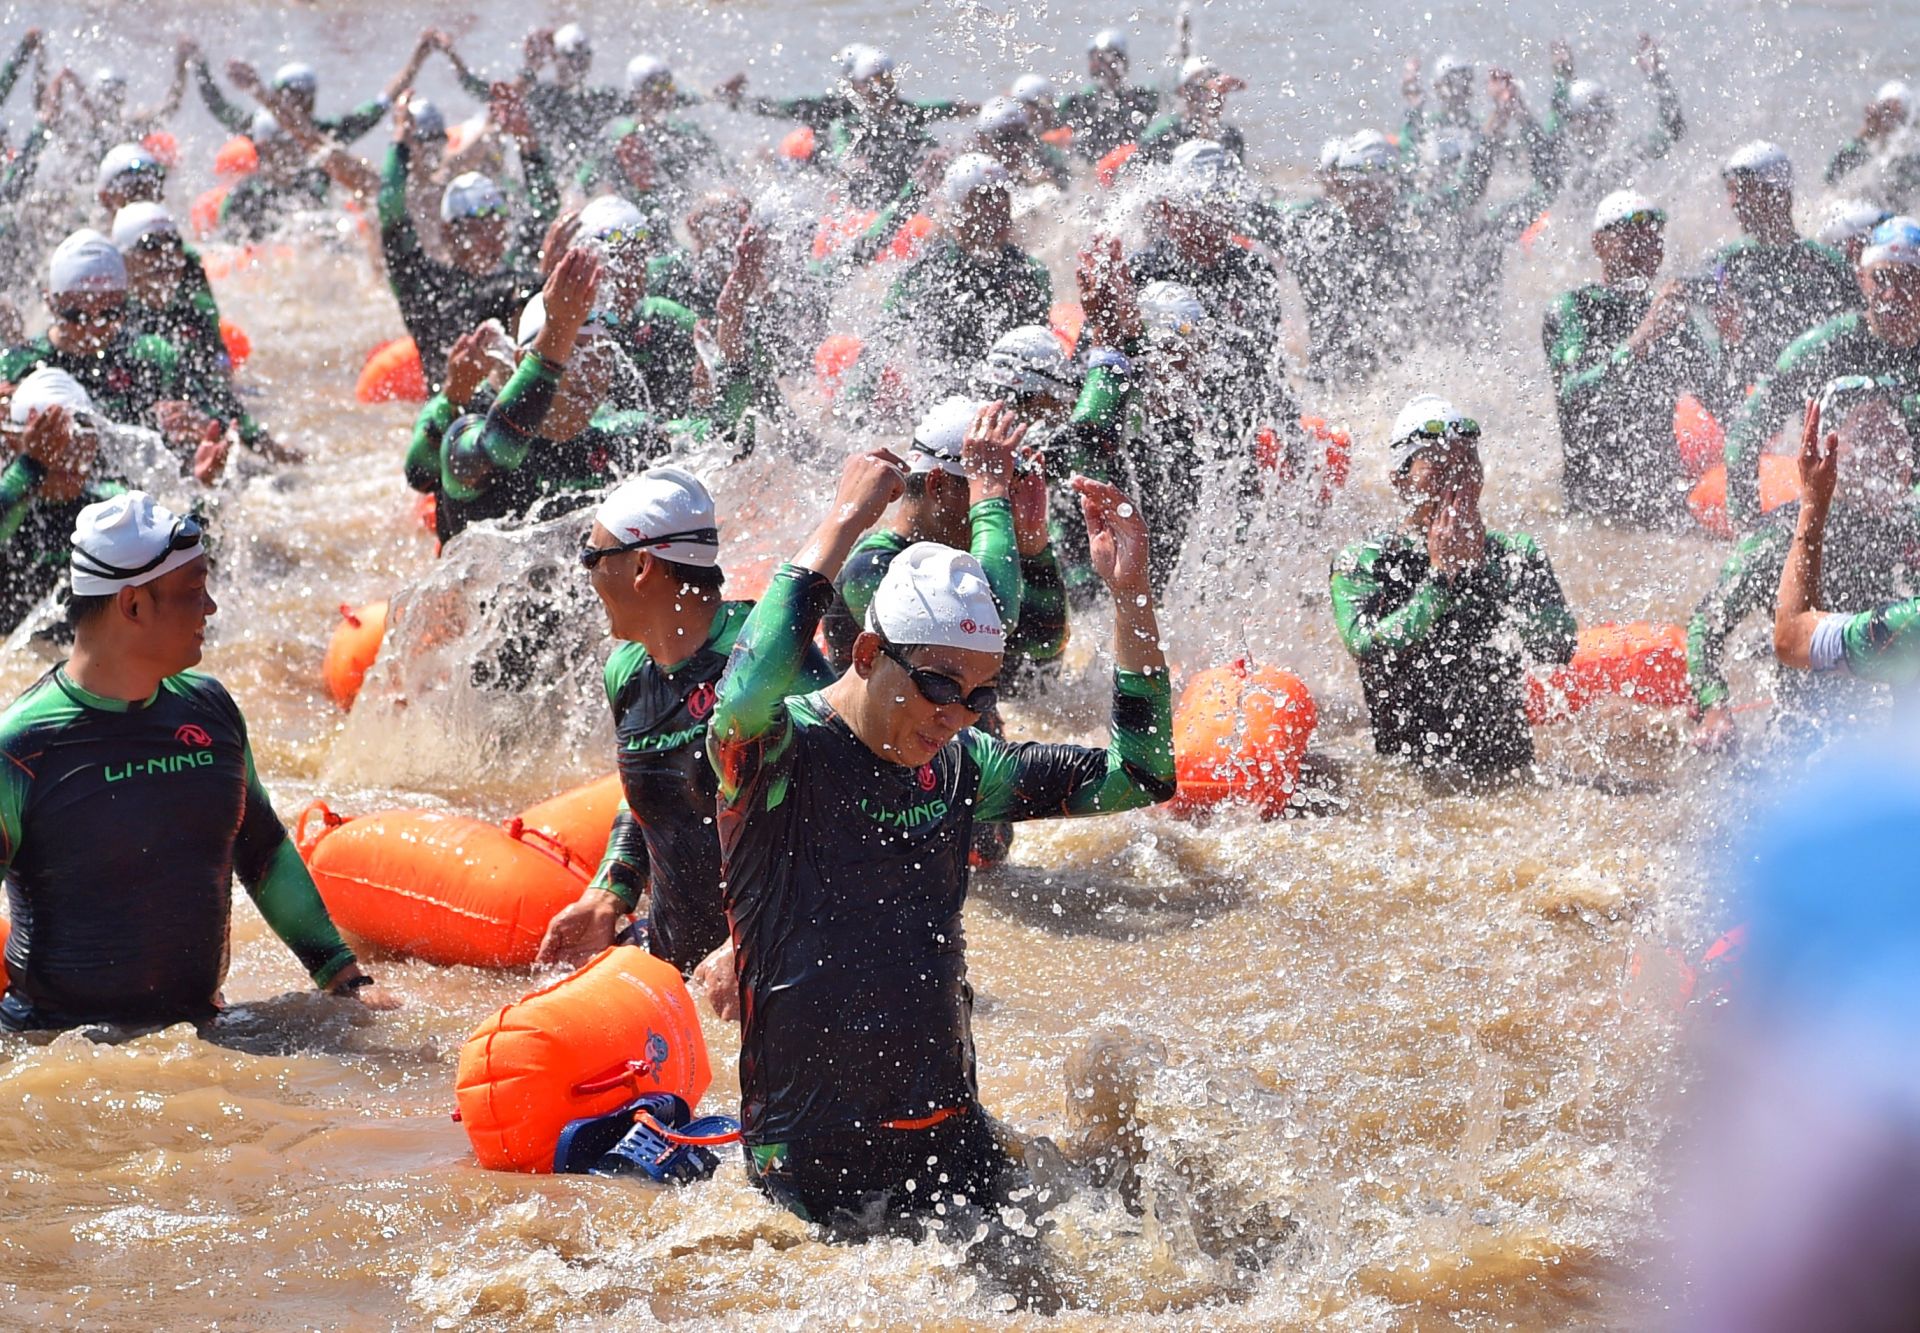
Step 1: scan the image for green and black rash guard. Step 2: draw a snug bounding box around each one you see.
[1136,114,1247,166]
[1689,501,1920,715]
[1708,236,1860,401]
[879,238,1052,390]
[706,565,1174,1148]
[1251,197,1423,386]
[1331,530,1577,778]
[453,61,625,173]
[591,602,834,973]
[1724,313,1920,529]
[0,331,184,431]
[0,463,123,634]
[218,168,333,242]
[1541,280,1723,526]
[1056,82,1160,160]
[377,140,554,387]
[124,249,271,449]
[191,58,390,143]
[1540,71,1684,206]
[738,91,968,208]
[0,668,354,1030]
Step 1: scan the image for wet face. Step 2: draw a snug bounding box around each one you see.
[855,634,1003,767]
[585,520,646,636]
[1090,49,1126,84]
[1726,177,1791,235]
[1863,263,1920,347]
[1592,220,1665,284]
[47,289,127,356]
[957,186,1013,247]
[1834,397,1916,514]
[1569,107,1615,155]
[687,194,749,255]
[1436,71,1473,112]
[556,50,592,87]
[131,555,216,673]
[1396,436,1484,515]
[447,216,508,273]
[1157,199,1230,263]
[124,239,186,305]
[851,71,895,108]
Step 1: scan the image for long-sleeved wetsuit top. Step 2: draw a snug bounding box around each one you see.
[879,238,1051,390]
[192,58,390,143]
[1815,594,1920,683]
[452,61,624,173]
[0,668,355,1031]
[1136,114,1246,166]
[706,564,1174,1148]
[1540,71,1684,204]
[1708,236,1860,402]
[0,33,35,110]
[740,90,969,207]
[1251,197,1423,385]
[581,115,718,189]
[591,602,833,973]
[1331,529,1577,778]
[377,140,553,388]
[1056,81,1160,160]
[218,167,332,242]
[0,460,123,633]
[124,248,271,448]
[821,498,1031,669]
[1542,280,1722,526]
[0,332,185,430]
[1724,313,1920,529]
[1688,500,1920,715]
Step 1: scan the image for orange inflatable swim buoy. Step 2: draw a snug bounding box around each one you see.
[810,208,878,263]
[778,125,817,164]
[455,944,713,1172]
[355,337,429,404]
[322,600,387,709]
[411,492,437,535]
[1170,660,1317,818]
[812,333,865,399]
[1687,455,1800,538]
[141,130,179,168]
[1095,141,1139,188]
[1254,416,1352,504]
[881,212,936,264]
[1673,394,1723,479]
[1049,300,1086,352]
[189,185,230,242]
[1518,210,1551,255]
[1526,622,1689,724]
[219,318,251,370]
[296,804,591,969]
[1040,125,1074,148]
[214,136,258,178]
[519,773,624,870]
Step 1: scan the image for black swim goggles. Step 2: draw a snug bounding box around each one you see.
[877,639,996,713]
[579,526,719,568]
[70,514,204,582]
[52,298,126,326]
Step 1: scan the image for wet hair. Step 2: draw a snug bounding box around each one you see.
[657,557,725,591]
[67,591,116,627]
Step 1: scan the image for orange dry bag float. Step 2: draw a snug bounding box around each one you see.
[1095,141,1138,188]
[214,136,258,178]
[296,805,590,968]
[1170,660,1318,818]
[141,130,179,168]
[812,332,865,399]
[219,318,252,370]
[1049,300,1086,352]
[322,600,387,709]
[810,208,879,262]
[455,944,713,1172]
[1255,416,1352,503]
[518,773,624,870]
[189,185,229,241]
[1673,394,1723,479]
[354,337,429,404]
[881,213,936,264]
[1688,456,1800,538]
[1526,622,1688,724]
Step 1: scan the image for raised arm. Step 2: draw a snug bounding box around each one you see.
[1775,399,1839,669]
[188,46,252,133]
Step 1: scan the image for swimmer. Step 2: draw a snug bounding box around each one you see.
[1056,28,1159,160]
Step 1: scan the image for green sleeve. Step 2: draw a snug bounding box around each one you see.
[1062,357,1132,474]
[1723,318,1849,526]
[405,395,457,493]
[1501,533,1578,664]
[0,455,46,545]
[1330,539,1453,658]
[1639,73,1684,161]
[0,122,47,205]
[967,497,1022,631]
[238,747,355,988]
[708,564,836,801]
[440,353,561,500]
[0,32,31,107]
[743,94,840,128]
[970,668,1175,821]
[323,98,391,144]
[376,141,412,232]
[834,538,891,631]
[1841,597,1920,683]
[192,58,253,133]
[587,642,649,907]
[456,63,493,100]
[1007,547,1069,663]
[1687,520,1791,710]
[1826,138,1870,186]
[1544,292,1619,400]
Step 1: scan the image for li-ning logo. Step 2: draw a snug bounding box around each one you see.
[175,724,212,748]
[916,764,936,791]
[687,681,716,720]
[106,752,215,783]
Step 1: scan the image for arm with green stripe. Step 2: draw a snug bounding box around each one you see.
[1687,519,1791,711]
[439,352,561,500]
[709,565,836,804]
[234,739,356,988]
[589,643,650,909]
[969,668,1173,820]
[1330,538,1452,659]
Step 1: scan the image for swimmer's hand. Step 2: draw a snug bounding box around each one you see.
[1073,475,1151,598]
[1797,396,1840,514]
[191,419,231,486]
[534,888,624,969]
[962,399,1027,502]
[1011,446,1051,556]
[327,963,402,1010]
[693,940,741,1022]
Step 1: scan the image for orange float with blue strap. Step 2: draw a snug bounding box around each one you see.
[219,318,251,370]
[1170,660,1318,818]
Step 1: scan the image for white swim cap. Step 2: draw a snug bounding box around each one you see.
[11,367,98,430]
[1090,29,1129,56]
[1861,216,1920,270]
[835,43,880,75]
[976,325,1077,401]
[1564,79,1610,118]
[977,96,1029,136]
[847,47,895,83]
[1159,138,1248,209]
[866,541,1005,652]
[1390,394,1479,472]
[1433,53,1473,83]
[92,67,126,96]
[272,61,318,95]
[1332,130,1395,174]
[1591,188,1664,233]
[554,23,591,57]
[70,492,206,596]
[1878,79,1914,111]
[909,396,981,476]
[248,109,287,145]
[594,466,719,567]
[1139,280,1206,340]
[96,142,162,193]
[576,193,650,245]
[1724,140,1794,188]
[1010,74,1052,107]
[408,97,447,144]
[110,202,180,251]
[49,229,127,295]
[440,172,506,222]
[944,151,1011,204]
[1179,56,1218,88]
[1819,198,1892,247]
[626,54,673,93]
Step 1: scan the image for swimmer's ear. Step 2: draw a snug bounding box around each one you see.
[850,631,882,679]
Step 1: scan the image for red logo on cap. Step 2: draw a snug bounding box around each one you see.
[175,724,212,748]
[687,682,716,720]
[960,619,976,634]
[916,764,936,791]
